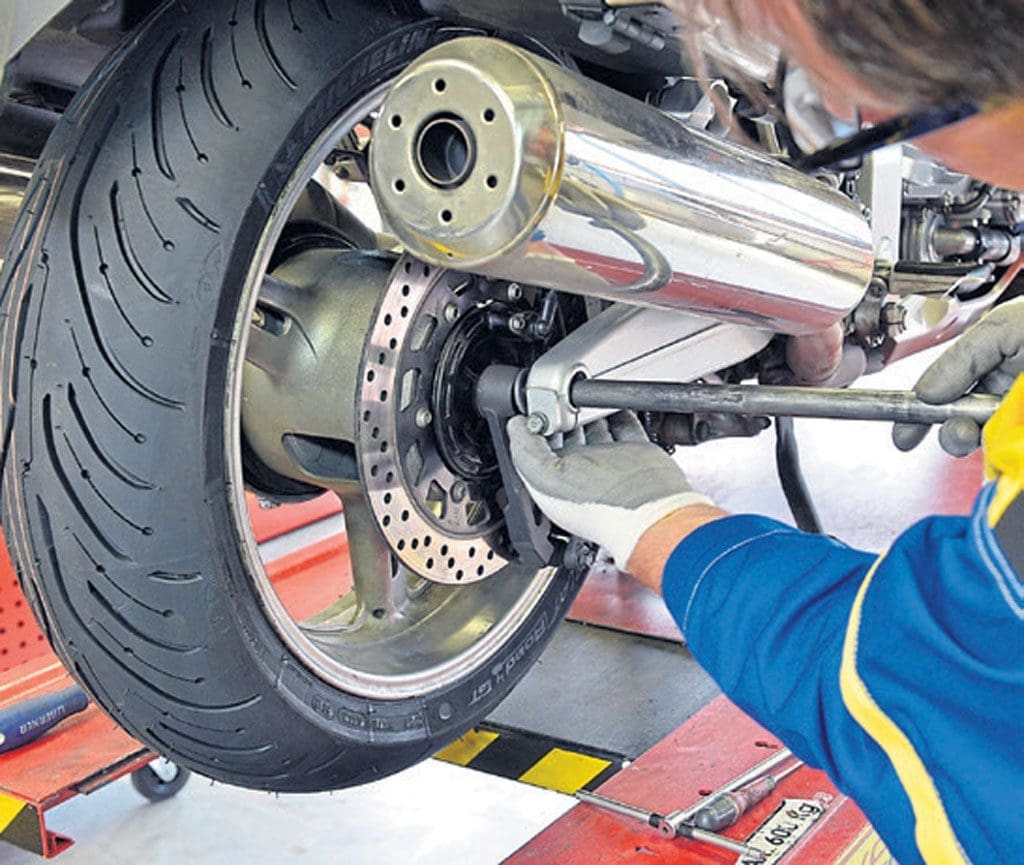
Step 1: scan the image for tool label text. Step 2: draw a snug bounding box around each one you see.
[736,798,827,864]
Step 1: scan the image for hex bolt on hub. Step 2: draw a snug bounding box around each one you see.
[526,413,549,435]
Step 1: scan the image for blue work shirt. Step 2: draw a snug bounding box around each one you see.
[661,380,1024,865]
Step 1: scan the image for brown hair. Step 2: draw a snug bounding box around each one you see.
[799,0,1024,107]
[668,1,1024,108]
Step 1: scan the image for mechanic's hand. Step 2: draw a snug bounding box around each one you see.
[507,412,713,567]
[893,298,1024,456]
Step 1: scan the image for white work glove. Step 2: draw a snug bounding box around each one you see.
[507,412,713,568]
[893,298,1024,456]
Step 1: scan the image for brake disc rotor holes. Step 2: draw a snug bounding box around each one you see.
[358,257,534,584]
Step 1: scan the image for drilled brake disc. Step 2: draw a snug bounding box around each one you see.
[357,256,512,584]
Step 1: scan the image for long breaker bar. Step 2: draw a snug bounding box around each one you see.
[569,380,1001,427]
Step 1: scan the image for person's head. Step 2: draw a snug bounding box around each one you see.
[797,0,1024,112]
[671,0,1024,188]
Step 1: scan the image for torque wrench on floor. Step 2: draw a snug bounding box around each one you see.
[693,760,805,832]
[575,789,767,861]
[574,748,796,861]
[658,747,795,835]
[569,380,1001,426]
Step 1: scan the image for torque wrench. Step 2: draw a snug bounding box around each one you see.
[657,747,795,836]
[693,760,805,832]
[576,790,767,861]
[574,748,796,861]
[569,380,1001,426]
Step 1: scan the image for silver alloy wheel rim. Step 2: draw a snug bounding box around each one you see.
[224,82,558,701]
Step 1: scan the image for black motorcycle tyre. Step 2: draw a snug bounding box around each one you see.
[0,0,585,790]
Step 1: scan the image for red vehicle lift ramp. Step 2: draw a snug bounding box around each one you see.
[0,655,155,857]
[505,697,896,865]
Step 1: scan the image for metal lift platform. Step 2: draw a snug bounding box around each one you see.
[0,656,153,857]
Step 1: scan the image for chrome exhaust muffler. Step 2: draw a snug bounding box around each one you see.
[370,37,874,335]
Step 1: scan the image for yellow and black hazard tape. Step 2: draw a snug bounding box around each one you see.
[435,723,626,795]
[0,791,44,856]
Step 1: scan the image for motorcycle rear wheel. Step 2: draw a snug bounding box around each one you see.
[0,0,585,790]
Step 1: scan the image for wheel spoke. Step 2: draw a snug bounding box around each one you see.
[339,491,403,622]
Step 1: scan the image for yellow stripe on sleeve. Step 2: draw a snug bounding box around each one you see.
[984,375,1024,527]
[839,557,966,865]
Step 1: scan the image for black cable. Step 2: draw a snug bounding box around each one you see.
[774,416,824,535]
[948,184,993,216]
[790,100,978,173]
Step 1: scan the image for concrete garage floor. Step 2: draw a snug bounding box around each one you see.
[2,349,980,865]
[3,760,573,865]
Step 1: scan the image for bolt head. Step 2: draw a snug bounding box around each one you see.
[506,283,523,302]
[444,304,461,323]
[509,314,527,333]
[415,408,433,429]
[526,413,548,435]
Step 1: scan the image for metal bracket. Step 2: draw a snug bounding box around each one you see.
[525,304,770,435]
[476,365,554,569]
[560,1,670,53]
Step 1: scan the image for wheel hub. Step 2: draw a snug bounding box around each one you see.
[243,248,542,585]
[431,310,501,482]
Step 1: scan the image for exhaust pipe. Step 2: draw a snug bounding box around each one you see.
[370,38,874,336]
